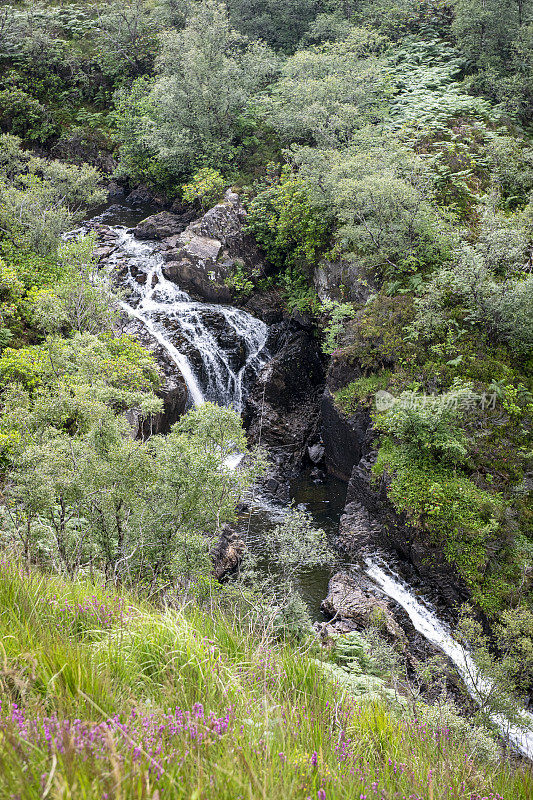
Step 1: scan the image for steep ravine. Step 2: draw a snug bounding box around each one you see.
[87,195,533,760]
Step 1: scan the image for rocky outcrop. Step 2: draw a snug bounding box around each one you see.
[134,211,191,240]
[122,315,189,438]
[321,346,469,610]
[133,191,266,304]
[211,525,246,581]
[321,389,373,481]
[126,185,166,208]
[243,313,325,499]
[314,257,371,303]
[321,570,405,640]
[320,348,375,480]
[343,455,470,608]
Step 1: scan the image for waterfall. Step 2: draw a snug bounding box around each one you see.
[106,227,269,412]
[94,215,533,762]
[365,557,533,760]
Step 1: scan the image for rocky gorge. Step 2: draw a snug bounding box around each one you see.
[82,186,533,757]
[89,190,474,621]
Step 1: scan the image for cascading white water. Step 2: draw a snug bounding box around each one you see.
[94,215,533,761]
[107,227,269,411]
[365,557,533,759]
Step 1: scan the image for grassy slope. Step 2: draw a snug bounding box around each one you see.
[0,565,531,799]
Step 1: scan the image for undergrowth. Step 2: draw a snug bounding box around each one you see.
[0,564,531,799]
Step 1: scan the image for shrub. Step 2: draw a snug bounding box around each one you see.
[246,165,331,273]
[182,168,225,209]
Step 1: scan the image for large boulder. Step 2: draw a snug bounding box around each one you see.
[147,191,266,303]
[321,571,405,640]
[134,211,190,240]
[162,233,233,303]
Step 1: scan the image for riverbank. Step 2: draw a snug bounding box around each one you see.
[1,563,531,799]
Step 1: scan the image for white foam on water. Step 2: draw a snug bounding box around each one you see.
[365,558,533,760]
[107,227,268,411]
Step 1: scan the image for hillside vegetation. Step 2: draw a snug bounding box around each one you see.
[1,564,532,799]
[0,0,532,795]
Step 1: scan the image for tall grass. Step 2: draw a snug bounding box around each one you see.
[0,563,531,799]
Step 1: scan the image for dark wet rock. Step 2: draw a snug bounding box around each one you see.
[134,211,189,240]
[243,316,325,500]
[107,181,126,200]
[342,454,470,610]
[93,243,117,261]
[211,525,246,581]
[310,467,326,483]
[321,571,405,641]
[321,389,373,481]
[127,185,166,208]
[241,289,285,325]
[320,350,374,481]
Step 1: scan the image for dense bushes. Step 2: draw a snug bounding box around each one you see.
[246,165,331,272]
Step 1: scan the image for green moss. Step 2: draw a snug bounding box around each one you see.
[334,370,392,413]
[373,438,516,614]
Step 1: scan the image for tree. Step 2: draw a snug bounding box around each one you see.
[452,0,520,70]
[1,377,264,586]
[263,26,390,148]
[226,0,321,52]
[0,135,105,254]
[115,0,279,184]
[246,165,332,272]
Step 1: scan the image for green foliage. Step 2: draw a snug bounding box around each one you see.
[333,371,392,413]
[374,437,505,610]
[115,0,279,186]
[223,260,256,297]
[413,206,533,356]
[1,392,262,583]
[0,135,105,254]
[0,88,56,143]
[263,26,390,147]
[370,383,524,612]
[375,383,475,465]
[457,603,533,732]
[320,299,357,355]
[0,567,531,798]
[226,0,322,52]
[181,168,225,209]
[247,165,331,273]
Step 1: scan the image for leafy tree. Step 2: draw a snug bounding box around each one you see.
[182,168,225,210]
[115,0,279,185]
[413,201,533,356]
[226,0,321,52]
[263,26,390,148]
[291,132,452,284]
[0,135,105,254]
[247,165,331,273]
